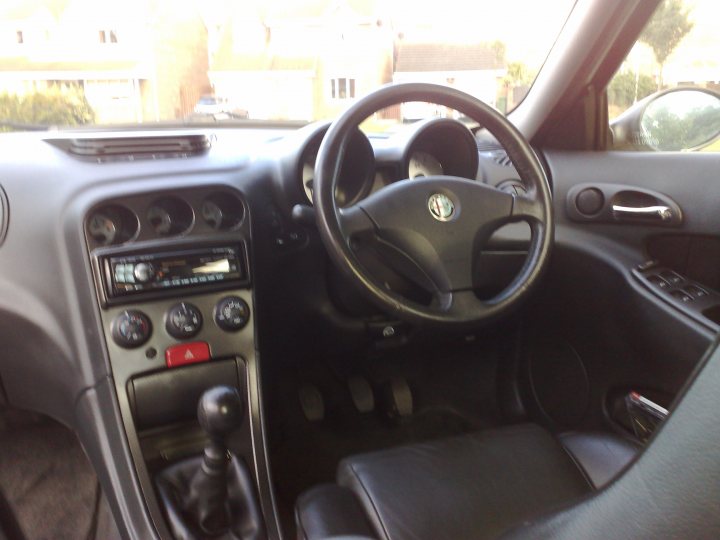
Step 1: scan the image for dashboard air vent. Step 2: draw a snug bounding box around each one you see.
[489,149,513,167]
[475,140,502,152]
[64,134,211,162]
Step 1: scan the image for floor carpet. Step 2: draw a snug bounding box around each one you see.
[0,409,99,540]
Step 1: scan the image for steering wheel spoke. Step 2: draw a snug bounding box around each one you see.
[510,191,545,223]
[338,205,375,238]
[438,289,488,319]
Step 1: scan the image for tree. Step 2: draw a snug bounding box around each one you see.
[640,0,694,89]
[503,62,534,88]
[607,70,656,110]
[491,40,507,66]
[0,87,94,130]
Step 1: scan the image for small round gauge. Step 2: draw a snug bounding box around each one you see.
[201,199,223,229]
[147,205,172,235]
[88,212,118,245]
[201,192,245,231]
[146,196,194,237]
[86,204,139,246]
[408,151,443,179]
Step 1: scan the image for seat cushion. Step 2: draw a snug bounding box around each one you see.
[296,484,376,540]
[295,424,641,540]
[336,424,592,540]
[558,431,639,489]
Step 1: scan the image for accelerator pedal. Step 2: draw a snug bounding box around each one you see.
[298,385,325,422]
[348,376,375,413]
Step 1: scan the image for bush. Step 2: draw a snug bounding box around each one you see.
[608,70,656,110]
[0,87,95,130]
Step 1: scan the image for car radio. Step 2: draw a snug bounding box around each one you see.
[99,244,248,301]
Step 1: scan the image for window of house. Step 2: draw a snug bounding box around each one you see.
[330,78,356,100]
[99,30,118,44]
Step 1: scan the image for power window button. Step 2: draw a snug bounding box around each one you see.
[671,290,693,303]
[685,285,709,298]
[660,271,683,285]
[647,275,670,289]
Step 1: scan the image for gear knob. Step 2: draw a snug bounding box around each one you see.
[197,385,243,441]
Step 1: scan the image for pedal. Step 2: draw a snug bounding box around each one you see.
[298,385,325,422]
[383,377,413,420]
[348,376,375,413]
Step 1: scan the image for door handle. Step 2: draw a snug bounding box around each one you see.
[612,204,673,221]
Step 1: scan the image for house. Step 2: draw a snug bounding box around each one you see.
[205,0,394,121]
[393,41,507,120]
[0,0,209,124]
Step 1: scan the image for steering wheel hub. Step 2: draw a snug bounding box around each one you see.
[428,193,455,221]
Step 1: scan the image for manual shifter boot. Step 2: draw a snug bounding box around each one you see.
[155,385,265,540]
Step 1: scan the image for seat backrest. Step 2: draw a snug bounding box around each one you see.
[503,337,720,540]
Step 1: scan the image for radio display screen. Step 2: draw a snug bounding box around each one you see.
[105,245,246,297]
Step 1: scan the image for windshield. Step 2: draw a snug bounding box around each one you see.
[1,0,576,131]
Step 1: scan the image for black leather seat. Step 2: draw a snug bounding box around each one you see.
[296,424,638,540]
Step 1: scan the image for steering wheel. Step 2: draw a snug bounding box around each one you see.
[314,83,553,327]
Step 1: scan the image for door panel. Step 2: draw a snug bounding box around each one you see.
[518,150,719,435]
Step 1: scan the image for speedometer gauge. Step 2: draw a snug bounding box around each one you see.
[408,151,443,179]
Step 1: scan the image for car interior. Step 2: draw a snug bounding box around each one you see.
[1,0,719,539]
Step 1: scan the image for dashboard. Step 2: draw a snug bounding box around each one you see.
[0,117,529,540]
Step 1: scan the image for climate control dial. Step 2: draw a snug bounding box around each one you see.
[111,310,152,348]
[165,302,203,339]
[214,296,250,332]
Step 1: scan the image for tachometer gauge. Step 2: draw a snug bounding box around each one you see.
[408,151,443,179]
[88,212,118,245]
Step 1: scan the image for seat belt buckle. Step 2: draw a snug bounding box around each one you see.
[625,391,668,442]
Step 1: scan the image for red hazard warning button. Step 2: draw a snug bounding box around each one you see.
[165,342,211,368]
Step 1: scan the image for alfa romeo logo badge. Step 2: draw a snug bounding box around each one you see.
[428,193,455,221]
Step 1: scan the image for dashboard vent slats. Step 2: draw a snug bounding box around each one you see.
[65,134,210,162]
[489,149,513,167]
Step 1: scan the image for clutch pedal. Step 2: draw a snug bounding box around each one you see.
[298,385,325,422]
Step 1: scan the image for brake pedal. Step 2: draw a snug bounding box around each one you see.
[383,377,413,420]
[348,376,375,413]
[298,385,325,422]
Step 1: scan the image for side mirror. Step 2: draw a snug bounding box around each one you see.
[610,88,720,151]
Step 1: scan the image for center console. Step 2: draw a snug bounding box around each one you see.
[84,185,276,539]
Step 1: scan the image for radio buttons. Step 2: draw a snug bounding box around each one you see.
[214,296,250,332]
[112,310,152,348]
[133,262,155,284]
[165,302,203,339]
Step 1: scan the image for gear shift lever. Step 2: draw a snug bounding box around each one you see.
[191,386,243,535]
[155,383,265,539]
